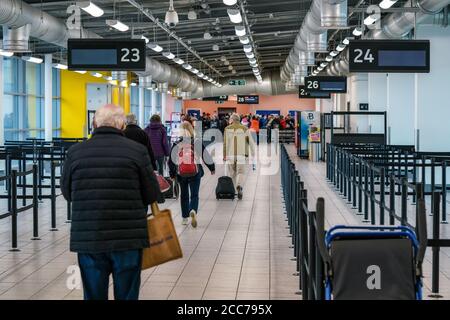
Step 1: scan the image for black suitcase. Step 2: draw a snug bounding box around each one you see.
[216,176,235,200]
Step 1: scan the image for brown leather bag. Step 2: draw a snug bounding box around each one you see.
[141,203,183,270]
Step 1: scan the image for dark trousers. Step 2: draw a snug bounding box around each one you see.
[179,172,202,218]
[156,156,165,176]
[78,249,142,300]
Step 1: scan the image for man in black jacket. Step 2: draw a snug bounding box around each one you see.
[61,104,159,300]
[123,113,157,170]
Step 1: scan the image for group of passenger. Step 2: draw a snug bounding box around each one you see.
[61,104,255,301]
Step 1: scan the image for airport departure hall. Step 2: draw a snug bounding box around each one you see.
[0,0,449,307]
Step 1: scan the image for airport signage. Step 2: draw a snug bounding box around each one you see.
[304,76,347,94]
[349,40,430,73]
[359,103,369,111]
[237,95,259,104]
[67,39,146,71]
[228,79,246,86]
[299,85,331,99]
[202,95,228,102]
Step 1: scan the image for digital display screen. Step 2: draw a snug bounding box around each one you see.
[378,50,427,67]
[71,49,117,65]
[320,81,346,92]
[237,95,259,104]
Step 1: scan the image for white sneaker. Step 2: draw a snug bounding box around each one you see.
[190,210,197,228]
[182,218,189,225]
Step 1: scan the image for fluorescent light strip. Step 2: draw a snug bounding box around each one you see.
[53,63,67,70]
[239,36,249,45]
[22,56,43,64]
[148,42,163,52]
[353,27,363,36]
[379,0,398,9]
[74,70,87,74]
[91,72,103,78]
[106,19,129,32]
[235,26,246,37]
[162,51,175,60]
[77,1,104,17]
[223,0,237,5]
[182,63,192,70]
[227,9,242,24]
[364,15,378,26]
[0,50,14,57]
[173,57,184,65]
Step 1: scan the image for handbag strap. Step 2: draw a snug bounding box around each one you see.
[150,202,161,216]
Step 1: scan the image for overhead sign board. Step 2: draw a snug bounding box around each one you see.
[299,85,331,99]
[68,39,146,71]
[348,40,430,73]
[202,95,228,101]
[237,95,259,104]
[229,79,246,86]
[304,76,347,93]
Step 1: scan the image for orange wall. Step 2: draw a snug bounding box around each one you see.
[183,94,316,115]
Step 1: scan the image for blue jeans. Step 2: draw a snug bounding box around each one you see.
[178,171,202,218]
[78,249,142,300]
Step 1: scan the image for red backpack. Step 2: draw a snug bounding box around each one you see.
[177,141,198,177]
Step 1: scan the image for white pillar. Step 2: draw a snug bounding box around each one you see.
[44,54,53,141]
[0,56,4,145]
[138,86,145,128]
[368,73,388,134]
[151,89,157,117]
[348,73,369,133]
[161,92,167,124]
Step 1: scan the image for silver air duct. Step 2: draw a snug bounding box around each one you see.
[2,24,31,51]
[281,0,348,82]
[111,71,127,81]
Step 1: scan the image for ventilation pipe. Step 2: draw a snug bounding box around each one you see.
[2,24,31,52]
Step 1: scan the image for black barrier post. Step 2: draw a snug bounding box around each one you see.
[31,164,40,240]
[431,158,435,215]
[429,192,443,298]
[358,160,363,214]
[352,158,357,208]
[9,170,19,252]
[442,161,448,224]
[50,161,58,231]
[370,167,376,225]
[363,164,369,222]
[299,190,308,298]
[379,167,385,225]
[389,175,395,225]
[6,154,11,212]
[401,178,408,226]
[308,210,316,300]
[21,157,26,206]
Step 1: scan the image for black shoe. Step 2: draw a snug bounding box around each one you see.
[237,186,243,200]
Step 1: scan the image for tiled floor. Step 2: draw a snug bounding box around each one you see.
[0,143,301,300]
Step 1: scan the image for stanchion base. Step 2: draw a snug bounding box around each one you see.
[441,221,449,225]
[290,258,297,261]
[293,272,299,276]
[50,228,59,231]
[295,291,302,295]
[9,248,20,252]
[428,293,443,298]
[65,220,71,224]
[31,237,41,241]
[287,235,292,238]
[289,246,294,249]
[362,219,370,223]
[356,213,364,216]
[39,200,44,204]
[352,206,358,209]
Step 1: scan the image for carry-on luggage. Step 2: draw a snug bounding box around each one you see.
[216,176,235,200]
[163,177,179,200]
[315,198,427,300]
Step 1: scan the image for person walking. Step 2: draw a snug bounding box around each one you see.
[223,113,255,200]
[61,104,160,300]
[168,122,215,227]
[123,113,157,170]
[250,115,260,145]
[144,114,170,176]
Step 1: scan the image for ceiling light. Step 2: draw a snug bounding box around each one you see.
[182,63,192,70]
[248,58,257,64]
[353,27,363,36]
[330,50,339,57]
[108,80,118,86]
[53,63,67,70]
[191,68,199,74]
[106,19,129,32]
[74,70,87,74]
[162,51,175,60]
[120,80,127,87]
[250,63,258,68]
[141,35,149,44]
[130,82,137,86]
[223,0,237,5]
[239,36,249,44]
[224,60,230,66]
[252,68,259,73]
[204,31,212,40]
[343,37,350,45]
[320,62,328,68]
[232,70,237,74]
[212,44,220,51]
[227,9,242,24]
[104,76,113,81]
[187,8,197,20]
[165,0,179,28]
[235,26,246,37]
[325,55,333,62]
[148,42,163,52]
[22,56,43,64]
[364,15,378,26]
[220,55,227,62]
[91,72,102,78]
[243,45,252,53]
[146,87,152,90]
[173,57,184,65]
[203,75,209,80]
[197,72,204,78]
[228,65,233,70]
[245,52,254,59]
[77,1,104,17]
[336,44,346,51]
[379,0,398,9]
[0,50,14,57]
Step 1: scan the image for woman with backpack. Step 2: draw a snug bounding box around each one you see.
[168,122,215,227]
[144,114,170,175]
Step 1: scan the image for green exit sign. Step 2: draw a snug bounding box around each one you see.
[229,79,246,86]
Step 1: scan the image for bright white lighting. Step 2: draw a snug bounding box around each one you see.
[243,45,252,53]
[330,51,339,57]
[223,0,237,5]
[320,62,328,68]
[336,44,346,52]
[77,1,104,17]
[379,0,398,9]
[130,82,137,86]
[245,52,254,59]
[53,63,68,70]
[227,9,242,24]
[182,63,192,70]
[141,35,149,44]
[343,38,350,45]
[203,31,212,40]
[0,50,14,57]
[104,76,113,81]
[74,70,87,74]
[353,27,363,36]
[248,58,257,64]
[120,80,127,87]
[162,51,175,60]
[191,68,199,74]
[148,42,163,52]
[239,36,249,44]
[106,19,129,32]
[22,56,43,64]
[91,72,103,78]
[235,26,246,37]
[364,15,378,26]
[325,56,333,62]
[197,72,204,77]
[173,57,184,65]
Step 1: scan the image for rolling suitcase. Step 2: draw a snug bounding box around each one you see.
[163,177,179,200]
[216,176,235,200]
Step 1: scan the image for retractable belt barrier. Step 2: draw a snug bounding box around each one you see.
[326,143,450,298]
